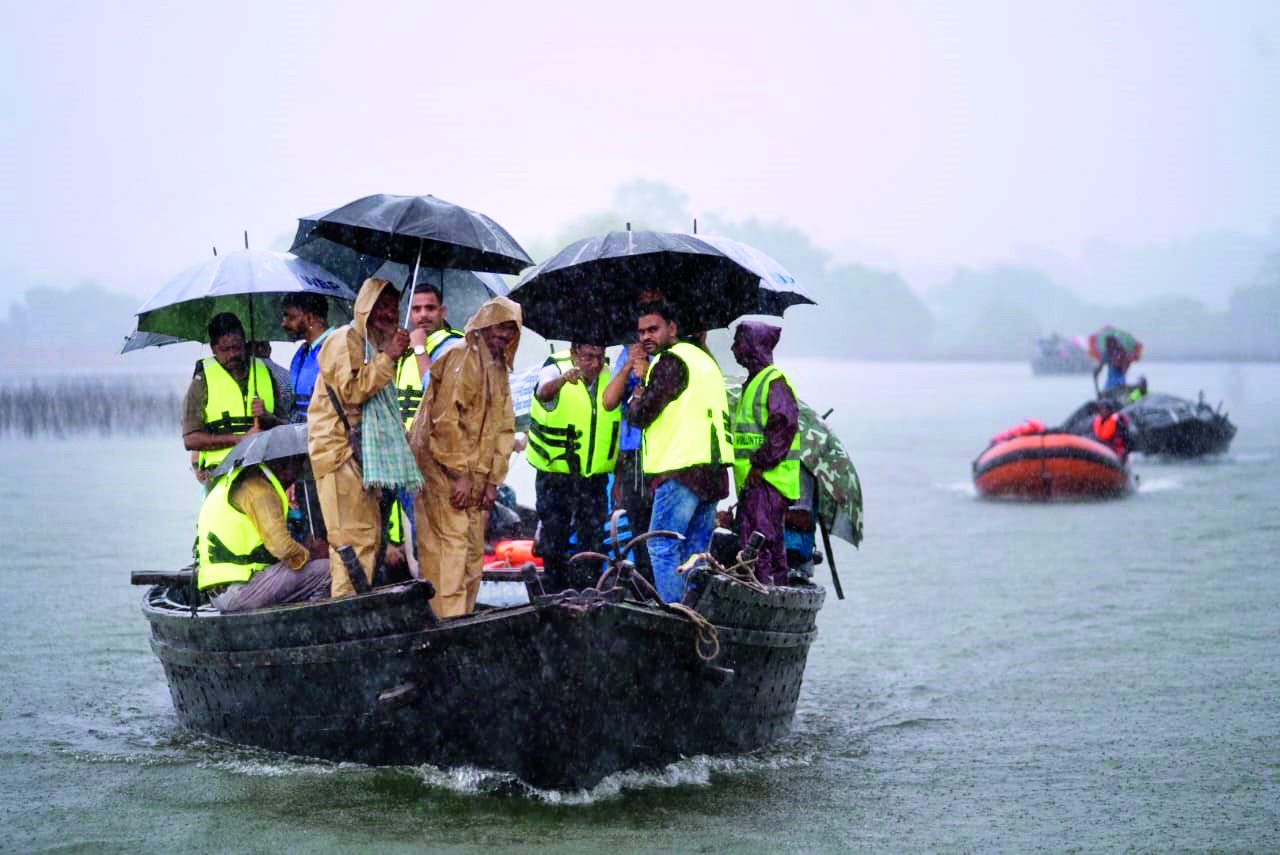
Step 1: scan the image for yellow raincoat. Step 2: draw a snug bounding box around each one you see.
[409,296,520,616]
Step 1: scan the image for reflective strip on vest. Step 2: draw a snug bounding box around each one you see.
[528,351,620,476]
[642,342,733,475]
[196,466,288,589]
[198,357,276,469]
[731,365,802,499]
[396,354,423,428]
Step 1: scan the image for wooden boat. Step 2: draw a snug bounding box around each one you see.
[135,563,825,791]
[972,430,1130,499]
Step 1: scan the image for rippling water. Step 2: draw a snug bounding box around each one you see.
[2,361,1277,852]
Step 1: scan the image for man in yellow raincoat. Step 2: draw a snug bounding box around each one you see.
[410,296,521,617]
[307,277,411,598]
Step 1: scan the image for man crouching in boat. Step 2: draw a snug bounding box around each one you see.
[196,455,331,612]
[409,296,521,617]
[308,277,416,598]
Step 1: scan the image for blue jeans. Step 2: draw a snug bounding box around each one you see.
[648,479,717,602]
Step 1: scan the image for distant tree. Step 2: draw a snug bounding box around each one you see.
[0,281,138,348]
[1227,252,1280,358]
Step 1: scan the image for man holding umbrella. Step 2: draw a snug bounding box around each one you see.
[625,301,732,603]
[308,278,416,598]
[182,312,286,485]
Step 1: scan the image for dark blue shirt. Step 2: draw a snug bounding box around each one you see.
[288,328,333,423]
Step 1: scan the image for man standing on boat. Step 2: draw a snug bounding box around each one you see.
[529,341,621,592]
[626,301,732,603]
[281,292,333,542]
[281,292,332,422]
[409,296,521,617]
[388,283,466,570]
[729,321,801,588]
[195,454,331,612]
[307,278,416,598]
[182,312,286,486]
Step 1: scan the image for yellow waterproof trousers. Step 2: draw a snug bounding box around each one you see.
[317,458,382,598]
[416,460,485,617]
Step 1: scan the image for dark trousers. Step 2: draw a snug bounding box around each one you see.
[616,449,653,581]
[536,470,610,592]
[736,480,790,586]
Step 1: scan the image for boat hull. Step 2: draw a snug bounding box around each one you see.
[973,432,1129,499]
[143,577,824,790]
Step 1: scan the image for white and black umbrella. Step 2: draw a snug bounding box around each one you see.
[508,230,813,345]
[210,422,309,478]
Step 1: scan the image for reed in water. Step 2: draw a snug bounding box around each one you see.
[0,377,181,437]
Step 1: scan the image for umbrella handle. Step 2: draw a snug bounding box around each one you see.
[402,239,423,329]
[818,517,844,601]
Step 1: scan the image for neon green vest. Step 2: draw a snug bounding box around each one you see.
[198,357,276,469]
[196,466,288,590]
[396,328,464,427]
[528,350,621,476]
[732,365,802,500]
[642,342,733,475]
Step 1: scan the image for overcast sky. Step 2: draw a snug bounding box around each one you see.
[2,0,1277,305]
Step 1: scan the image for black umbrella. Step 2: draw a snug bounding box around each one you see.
[290,194,533,277]
[508,231,813,344]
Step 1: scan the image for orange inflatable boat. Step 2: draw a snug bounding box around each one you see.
[973,427,1130,499]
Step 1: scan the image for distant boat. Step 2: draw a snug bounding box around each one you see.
[1031,333,1094,375]
[973,424,1131,500]
[1059,392,1236,458]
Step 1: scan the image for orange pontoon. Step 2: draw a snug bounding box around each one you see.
[973,430,1130,499]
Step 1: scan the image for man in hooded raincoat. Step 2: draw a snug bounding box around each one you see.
[307,277,410,597]
[409,296,521,617]
[730,321,801,587]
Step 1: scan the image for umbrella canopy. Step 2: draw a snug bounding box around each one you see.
[291,229,510,329]
[291,193,533,276]
[509,230,813,345]
[726,377,863,548]
[211,422,308,478]
[1088,325,1142,364]
[133,250,356,344]
[120,330,182,353]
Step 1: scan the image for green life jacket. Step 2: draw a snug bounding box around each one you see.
[528,350,621,476]
[198,357,275,469]
[196,465,288,589]
[395,327,464,427]
[642,342,733,475]
[731,365,802,499]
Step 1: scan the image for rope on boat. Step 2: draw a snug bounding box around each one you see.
[664,602,721,662]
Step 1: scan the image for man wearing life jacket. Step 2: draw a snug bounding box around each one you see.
[182,312,285,485]
[282,292,332,423]
[1092,400,1132,462]
[529,342,621,592]
[730,321,801,587]
[626,301,732,603]
[396,283,465,428]
[196,454,330,613]
[281,292,333,541]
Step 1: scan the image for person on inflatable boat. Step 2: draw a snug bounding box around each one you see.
[1092,399,1133,462]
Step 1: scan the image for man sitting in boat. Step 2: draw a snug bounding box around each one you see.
[729,321,801,588]
[182,312,286,487]
[528,341,620,592]
[196,455,331,612]
[626,300,732,603]
[1092,399,1133,462]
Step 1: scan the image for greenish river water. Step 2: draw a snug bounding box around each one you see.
[1,360,1277,852]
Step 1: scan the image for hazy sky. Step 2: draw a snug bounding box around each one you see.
[2,0,1277,305]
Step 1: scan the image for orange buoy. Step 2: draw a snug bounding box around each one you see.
[484,539,542,568]
[973,431,1130,499]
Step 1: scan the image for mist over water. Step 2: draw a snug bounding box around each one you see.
[1,360,1277,851]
